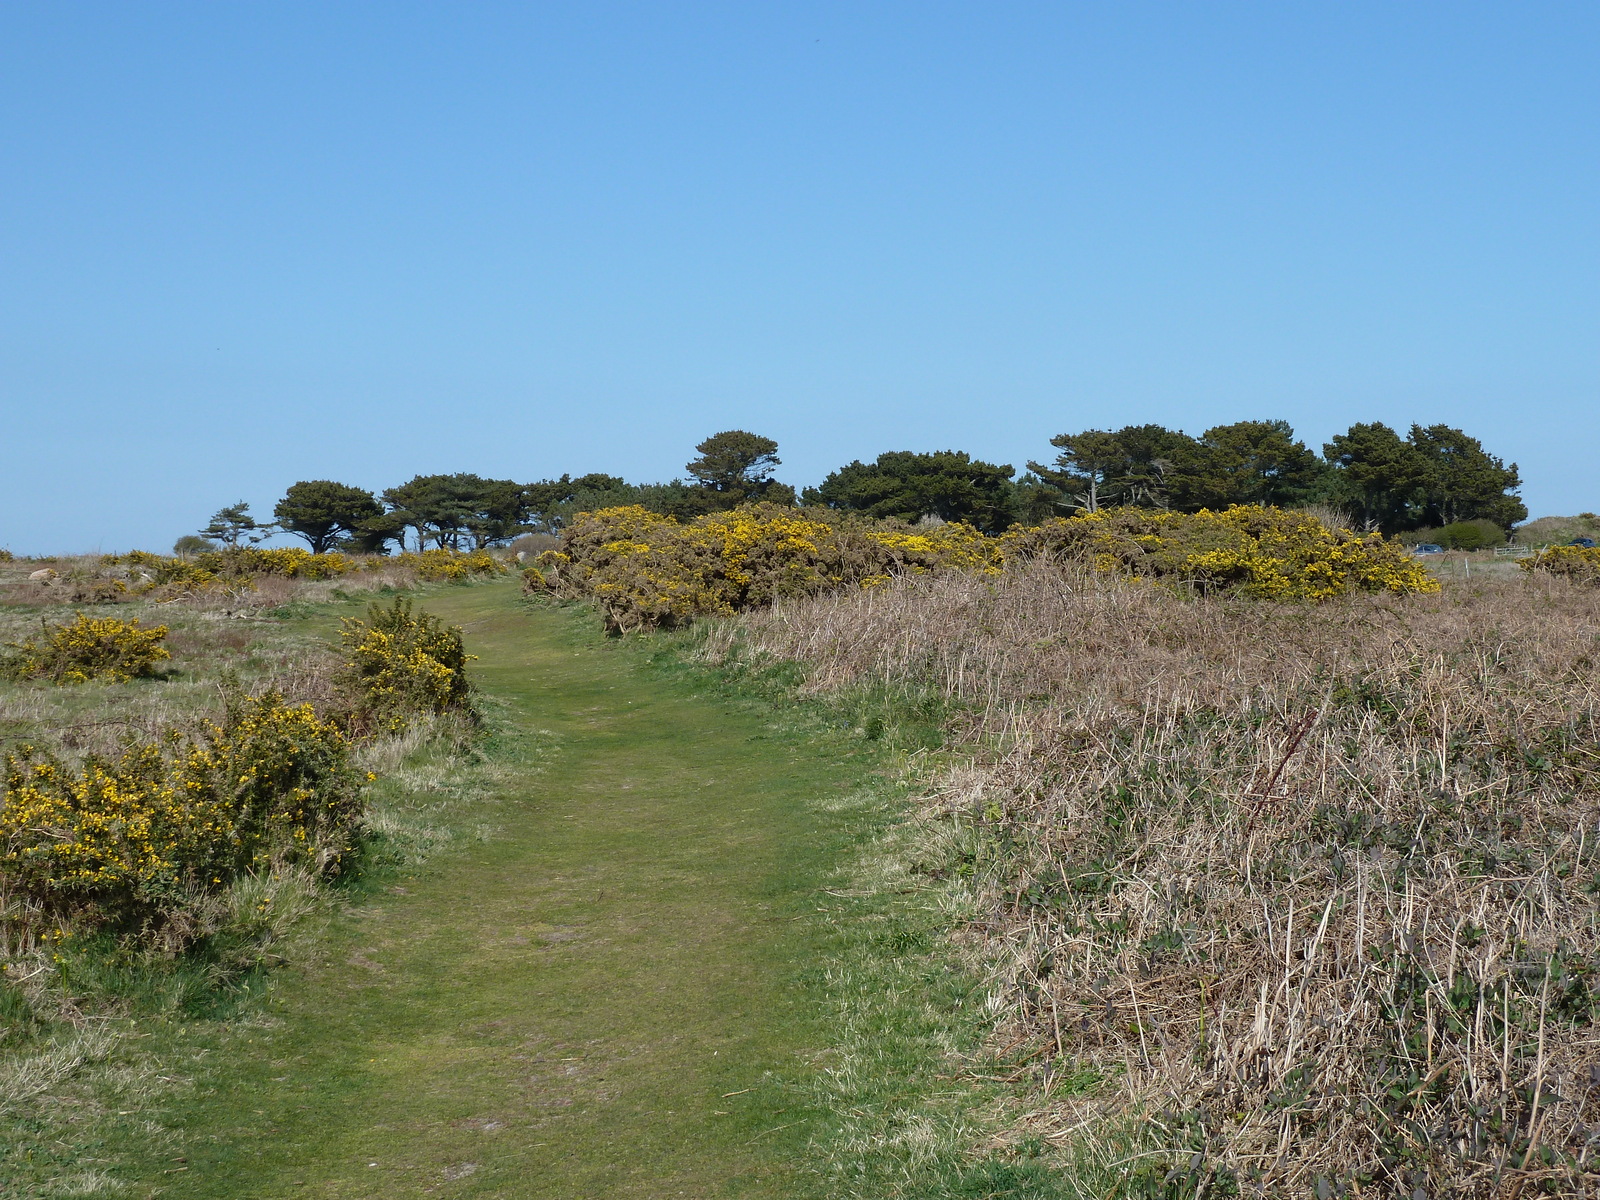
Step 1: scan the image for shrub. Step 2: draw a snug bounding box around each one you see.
[1433,518,1505,550]
[389,548,504,581]
[1519,543,1600,584]
[532,503,1438,630]
[108,546,354,586]
[204,547,353,579]
[337,597,475,730]
[0,548,13,562]
[0,693,360,937]
[1000,505,1438,600]
[172,535,217,555]
[528,504,1001,632]
[4,614,171,684]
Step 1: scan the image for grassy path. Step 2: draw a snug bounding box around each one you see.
[147,581,873,1198]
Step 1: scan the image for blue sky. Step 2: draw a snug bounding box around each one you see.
[2,2,1595,554]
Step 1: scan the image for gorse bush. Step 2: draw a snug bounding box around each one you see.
[4,614,171,683]
[529,503,1437,629]
[337,596,476,730]
[1520,543,1600,584]
[105,545,502,595]
[1006,505,1439,599]
[528,504,1003,632]
[0,692,359,938]
[389,548,504,581]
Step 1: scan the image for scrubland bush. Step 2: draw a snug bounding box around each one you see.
[0,693,358,940]
[701,566,1600,1195]
[1006,505,1437,599]
[111,546,353,585]
[1403,519,1507,551]
[3,614,170,684]
[528,503,1003,632]
[389,547,504,581]
[1521,543,1600,584]
[0,587,475,958]
[337,596,475,731]
[97,545,501,600]
[531,503,1436,630]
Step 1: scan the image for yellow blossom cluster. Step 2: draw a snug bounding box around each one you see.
[107,545,502,593]
[1519,543,1600,584]
[528,503,1438,629]
[338,596,476,731]
[0,693,360,933]
[4,613,171,684]
[527,504,1005,632]
[388,548,505,581]
[1000,505,1439,600]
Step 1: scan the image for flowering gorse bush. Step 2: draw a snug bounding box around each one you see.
[528,503,1435,629]
[1002,505,1439,600]
[337,596,476,731]
[528,504,1003,632]
[1519,543,1600,584]
[3,614,171,683]
[0,692,359,936]
[389,548,505,581]
[105,546,502,594]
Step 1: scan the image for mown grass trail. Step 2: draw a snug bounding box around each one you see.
[146,580,873,1198]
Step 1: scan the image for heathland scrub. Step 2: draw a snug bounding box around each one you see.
[12,577,1068,1198]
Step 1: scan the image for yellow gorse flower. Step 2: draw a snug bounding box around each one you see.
[528,502,1438,631]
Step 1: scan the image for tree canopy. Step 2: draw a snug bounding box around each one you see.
[380,474,531,550]
[199,501,270,547]
[804,450,1017,533]
[684,431,795,510]
[274,481,382,554]
[221,419,1528,558]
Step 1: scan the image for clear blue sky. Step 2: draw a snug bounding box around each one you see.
[3,2,1595,554]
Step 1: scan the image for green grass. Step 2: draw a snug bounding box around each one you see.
[3,579,1087,1198]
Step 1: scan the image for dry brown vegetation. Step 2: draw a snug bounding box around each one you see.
[699,563,1600,1196]
[0,552,452,612]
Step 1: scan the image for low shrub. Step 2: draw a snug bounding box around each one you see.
[1427,518,1505,550]
[113,546,354,583]
[0,692,360,939]
[389,548,505,581]
[1001,505,1438,599]
[531,503,1437,629]
[1519,542,1600,583]
[206,547,354,579]
[337,596,475,730]
[3,614,171,684]
[528,504,1001,632]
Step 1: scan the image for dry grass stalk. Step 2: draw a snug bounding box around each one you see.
[701,562,1600,1195]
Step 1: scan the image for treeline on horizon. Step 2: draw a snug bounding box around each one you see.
[191,419,1526,555]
